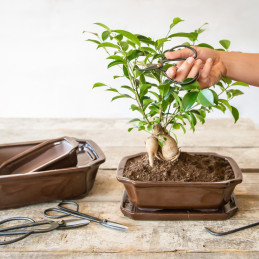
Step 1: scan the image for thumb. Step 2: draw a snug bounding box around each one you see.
[165,47,196,60]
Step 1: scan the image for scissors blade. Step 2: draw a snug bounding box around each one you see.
[100,220,128,231]
[59,219,90,229]
[139,64,162,71]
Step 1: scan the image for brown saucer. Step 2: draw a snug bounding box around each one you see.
[120,190,238,220]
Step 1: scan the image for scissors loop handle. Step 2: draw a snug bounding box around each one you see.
[162,45,199,85]
[0,217,57,245]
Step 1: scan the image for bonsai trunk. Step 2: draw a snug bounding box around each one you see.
[145,123,180,167]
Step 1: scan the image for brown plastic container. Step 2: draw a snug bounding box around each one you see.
[117,152,242,210]
[0,138,105,210]
[0,137,78,175]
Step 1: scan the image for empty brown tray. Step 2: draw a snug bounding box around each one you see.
[120,190,238,220]
[0,138,105,209]
[0,136,78,175]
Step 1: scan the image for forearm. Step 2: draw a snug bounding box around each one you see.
[219,51,259,86]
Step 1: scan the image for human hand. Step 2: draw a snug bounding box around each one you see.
[165,46,227,89]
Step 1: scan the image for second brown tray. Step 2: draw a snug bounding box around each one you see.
[120,190,238,220]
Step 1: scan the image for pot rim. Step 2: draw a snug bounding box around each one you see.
[117,151,242,187]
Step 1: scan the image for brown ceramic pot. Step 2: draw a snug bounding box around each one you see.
[0,138,105,210]
[117,152,242,210]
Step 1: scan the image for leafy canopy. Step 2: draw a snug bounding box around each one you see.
[85,19,248,136]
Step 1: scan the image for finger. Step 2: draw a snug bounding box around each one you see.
[187,59,202,79]
[176,61,184,68]
[200,58,213,80]
[165,47,196,60]
[166,66,177,79]
[174,57,195,82]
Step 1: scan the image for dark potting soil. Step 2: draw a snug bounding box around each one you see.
[123,153,235,182]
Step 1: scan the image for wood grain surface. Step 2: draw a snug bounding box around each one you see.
[0,118,258,258]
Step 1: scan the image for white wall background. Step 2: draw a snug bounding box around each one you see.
[0,0,259,124]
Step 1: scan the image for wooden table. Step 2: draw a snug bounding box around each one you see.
[0,118,258,258]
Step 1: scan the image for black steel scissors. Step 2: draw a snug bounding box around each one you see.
[0,216,90,245]
[139,45,198,85]
[44,201,128,231]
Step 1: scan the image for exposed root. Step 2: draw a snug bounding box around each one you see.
[145,123,180,167]
[145,136,159,167]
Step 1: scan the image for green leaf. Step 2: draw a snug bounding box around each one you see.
[111,94,132,101]
[231,106,239,123]
[136,35,155,45]
[131,104,144,115]
[158,84,170,96]
[123,65,129,78]
[102,31,110,41]
[181,79,200,90]
[113,30,140,46]
[97,42,120,50]
[129,118,140,123]
[198,89,214,106]
[231,81,249,87]
[182,92,199,111]
[106,88,118,93]
[219,39,231,50]
[172,92,183,110]
[127,49,139,61]
[140,84,151,97]
[155,38,168,50]
[229,89,244,97]
[94,23,111,32]
[121,41,129,51]
[197,43,214,49]
[149,91,160,101]
[210,89,218,105]
[170,17,184,29]
[121,85,137,96]
[140,46,157,54]
[222,76,232,85]
[107,55,124,62]
[128,127,133,132]
[93,82,106,88]
[195,113,205,124]
[107,60,124,68]
[147,124,154,131]
[143,98,153,108]
[115,34,123,41]
[219,99,232,111]
[86,39,100,45]
[158,139,163,147]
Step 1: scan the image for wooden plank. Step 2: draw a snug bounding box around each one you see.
[0,201,258,253]
[100,146,259,170]
[0,118,258,148]
[0,118,257,130]
[0,170,258,254]
[0,252,258,259]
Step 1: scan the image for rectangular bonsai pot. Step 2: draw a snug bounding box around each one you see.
[0,138,105,210]
[117,152,242,210]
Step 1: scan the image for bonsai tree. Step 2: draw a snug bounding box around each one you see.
[84,18,248,167]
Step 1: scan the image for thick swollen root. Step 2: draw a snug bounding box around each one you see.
[158,134,180,161]
[145,136,159,167]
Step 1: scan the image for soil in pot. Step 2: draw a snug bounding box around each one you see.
[123,153,235,182]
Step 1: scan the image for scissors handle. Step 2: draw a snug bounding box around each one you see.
[0,217,58,245]
[162,45,199,85]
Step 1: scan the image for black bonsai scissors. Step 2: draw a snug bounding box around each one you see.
[0,216,90,245]
[44,201,128,231]
[139,45,198,85]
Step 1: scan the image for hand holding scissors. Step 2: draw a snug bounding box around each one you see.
[139,45,199,85]
[44,201,128,231]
